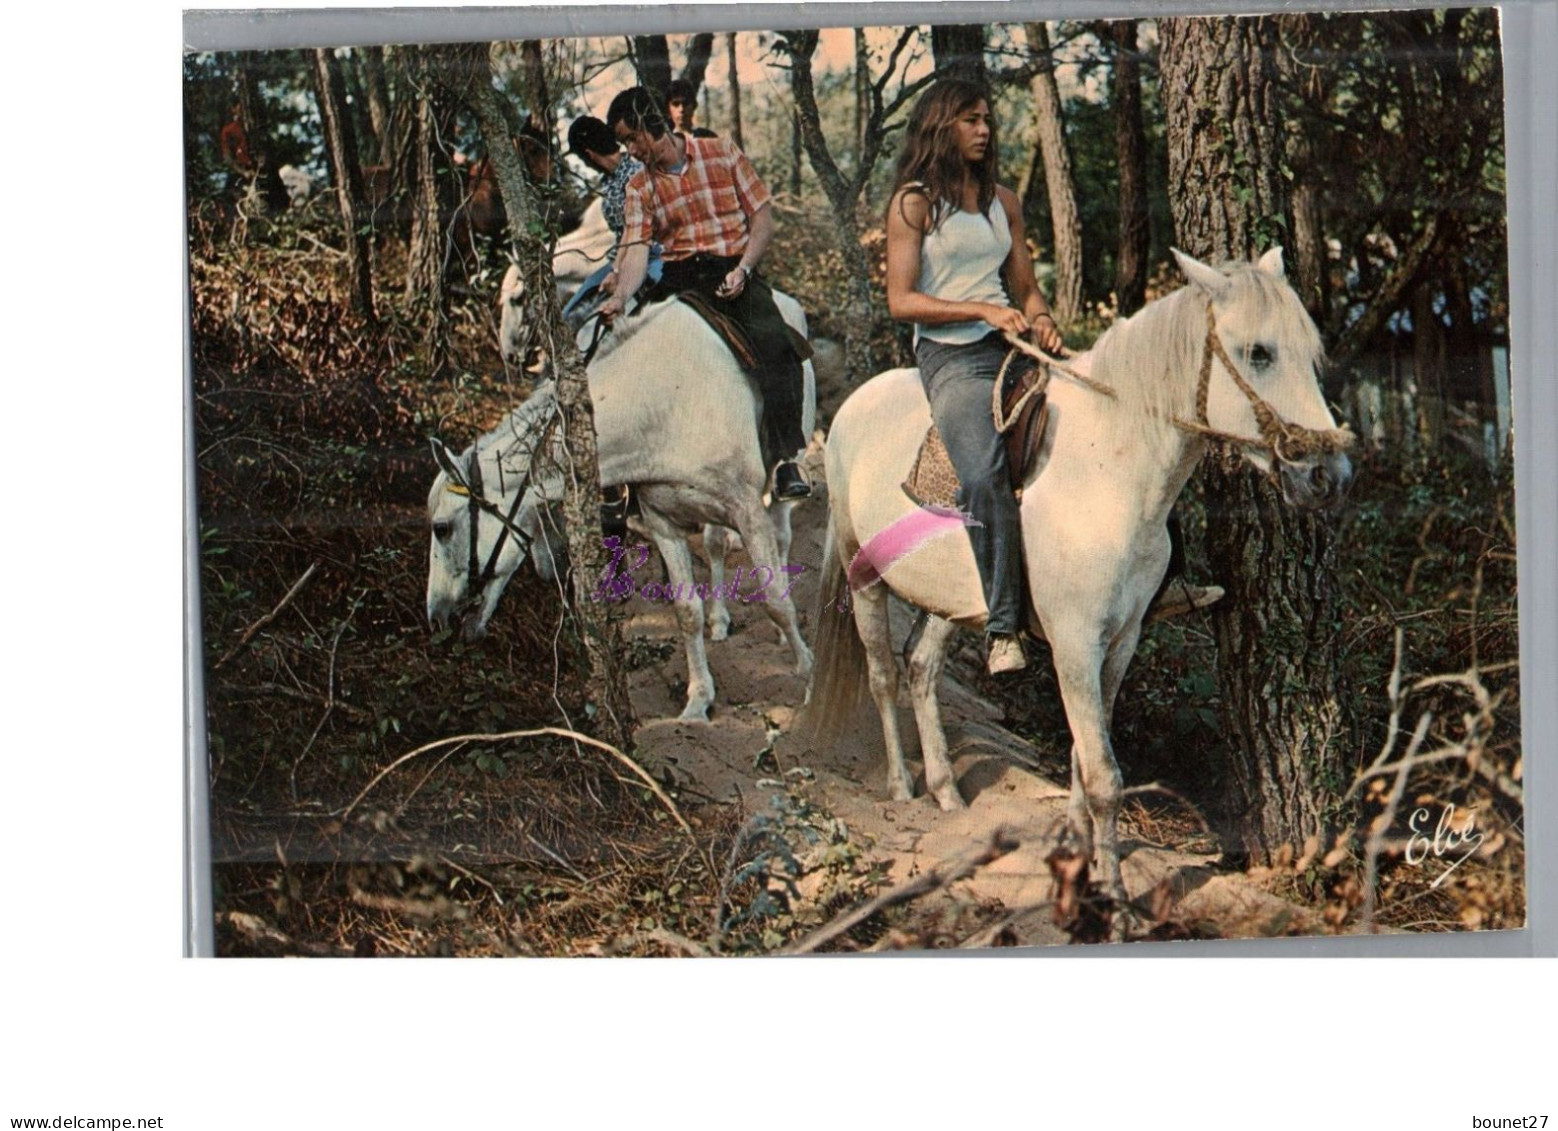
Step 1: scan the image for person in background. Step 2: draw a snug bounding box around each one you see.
[666,79,718,140]
[561,115,662,327]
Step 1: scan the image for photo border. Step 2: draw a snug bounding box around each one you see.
[182,0,1558,958]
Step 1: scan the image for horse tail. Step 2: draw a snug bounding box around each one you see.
[795,509,870,749]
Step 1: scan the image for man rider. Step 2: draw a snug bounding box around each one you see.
[599,86,809,501]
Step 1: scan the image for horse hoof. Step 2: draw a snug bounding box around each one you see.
[889,782,915,803]
[459,617,488,643]
[678,704,712,723]
[1109,899,1144,942]
[708,620,731,642]
[932,787,967,812]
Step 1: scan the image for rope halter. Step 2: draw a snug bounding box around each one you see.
[1188,302,1354,467]
[1002,301,1354,469]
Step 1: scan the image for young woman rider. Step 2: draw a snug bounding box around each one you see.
[884,80,1063,675]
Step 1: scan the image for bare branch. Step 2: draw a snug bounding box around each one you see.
[213,562,319,670]
[780,829,1019,955]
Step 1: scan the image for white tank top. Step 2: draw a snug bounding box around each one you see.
[913,193,1012,346]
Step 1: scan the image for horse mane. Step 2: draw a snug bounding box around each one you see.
[477,380,560,468]
[1085,261,1322,461]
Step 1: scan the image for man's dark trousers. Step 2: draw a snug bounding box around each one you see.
[651,254,806,468]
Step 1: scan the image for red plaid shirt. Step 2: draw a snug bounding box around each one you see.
[619,137,771,262]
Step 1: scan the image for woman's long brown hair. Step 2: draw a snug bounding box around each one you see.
[890,79,999,233]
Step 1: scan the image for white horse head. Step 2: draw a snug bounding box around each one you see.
[426,387,567,640]
[277,164,313,208]
[551,198,613,287]
[499,263,601,375]
[498,264,542,372]
[1169,247,1351,506]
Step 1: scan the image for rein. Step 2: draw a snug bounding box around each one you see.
[443,410,560,602]
[1001,300,1353,466]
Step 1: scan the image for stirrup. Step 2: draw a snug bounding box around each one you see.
[772,460,811,500]
[600,486,630,539]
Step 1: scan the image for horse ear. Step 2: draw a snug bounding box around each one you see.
[1257,246,1286,278]
[429,437,462,481]
[1172,248,1231,299]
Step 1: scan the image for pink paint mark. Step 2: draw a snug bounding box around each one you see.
[847,507,979,591]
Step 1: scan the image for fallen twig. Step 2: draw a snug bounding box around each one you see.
[780,829,1020,956]
[216,681,372,721]
[338,727,709,873]
[213,562,319,670]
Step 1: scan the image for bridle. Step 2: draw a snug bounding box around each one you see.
[1002,300,1354,469]
[1182,302,1353,466]
[442,411,560,603]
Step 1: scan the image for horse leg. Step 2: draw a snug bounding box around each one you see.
[1063,625,1141,854]
[772,499,796,566]
[640,511,717,722]
[768,502,797,647]
[852,582,914,802]
[729,500,813,678]
[1051,645,1127,906]
[701,524,733,641]
[904,615,966,810]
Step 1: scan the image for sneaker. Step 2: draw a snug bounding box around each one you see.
[773,460,811,500]
[987,634,1028,675]
[600,486,630,540]
[1146,580,1225,624]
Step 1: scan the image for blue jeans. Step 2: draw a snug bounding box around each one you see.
[916,332,1024,636]
[562,246,664,327]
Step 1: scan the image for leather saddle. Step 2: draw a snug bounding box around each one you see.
[674,290,813,372]
[903,355,1050,510]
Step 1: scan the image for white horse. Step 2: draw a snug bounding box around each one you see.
[550,198,613,290]
[428,281,816,720]
[803,248,1353,919]
[490,264,817,644]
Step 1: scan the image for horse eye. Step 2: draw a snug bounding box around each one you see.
[1250,344,1274,369]
[432,520,452,542]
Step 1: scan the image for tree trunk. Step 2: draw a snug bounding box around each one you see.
[855,28,870,152]
[1160,20,1288,259]
[1023,22,1083,327]
[1159,16,1349,867]
[630,36,672,101]
[361,46,395,167]
[404,48,457,365]
[790,110,802,196]
[1109,20,1150,317]
[726,33,744,150]
[931,24,986,84]
[787,29,876,381]
[1412,282,1446,448]
[1273,16,1327,319]
[310,48,375,322]
[441,44,634,750]
[520,40,552,125]
[232,61,289,212]
[680,33,715,95]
